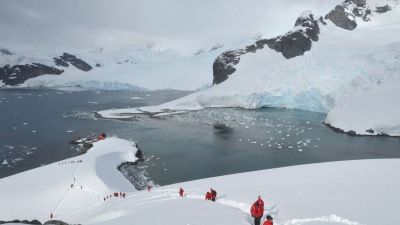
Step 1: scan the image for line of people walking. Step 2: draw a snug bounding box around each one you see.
[177,187,273,225]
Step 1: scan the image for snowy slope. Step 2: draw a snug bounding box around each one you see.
[1,137,399,225]
[0,137,140,222]
[325,79,400,136]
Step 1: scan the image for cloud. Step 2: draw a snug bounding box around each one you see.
[0,0,342,53]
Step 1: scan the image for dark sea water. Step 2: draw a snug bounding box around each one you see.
[1,89,399,187]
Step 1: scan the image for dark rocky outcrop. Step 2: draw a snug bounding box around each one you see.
[211,0,395,85]
[0,219,41,224]
[213,50,245,84]
[324,122,358,136]
[366,128,375,134]
[264,12,320,59]
[53,57,69,67]
[1,50,93,86]
[212,11,320,84]
[375,5,392,13]
[210,43,224,52]
[43,220,69,225]
[58,53,92,71]
[0,48,13,55]
[326,5,358,30]
[0,63,64,86]
[325,0,372,30]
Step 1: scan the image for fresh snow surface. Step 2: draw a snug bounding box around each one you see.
[0,137,139,222]
[1,139,399,225]
[325,80,400,136]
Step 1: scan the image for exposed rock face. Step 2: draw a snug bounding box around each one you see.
[264,12,320,59]
[0,48,12,55]
[213,50,245,84]
[53,57,69,67]
[0,50,92,86]
[325,0,371,30]
[375,5,392,13]
[58,52,92,71]
[43,220,69,225]
[211,0,395,85]
[212,11,320,84]
[0,219,41,224]
[0,63,64,86]
[326,5,358,30]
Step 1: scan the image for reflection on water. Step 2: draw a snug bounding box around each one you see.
[213,123,234,140]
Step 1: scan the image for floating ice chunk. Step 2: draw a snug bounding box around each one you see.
[130,97,144,100]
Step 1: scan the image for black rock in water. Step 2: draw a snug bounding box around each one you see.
[0,63,64,86]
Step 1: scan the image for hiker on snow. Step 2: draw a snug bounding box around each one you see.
[263,215,273,225]
[210,188,217,201]
[205,191,212,200]
[250,195,264,225]
[205,188,217,201]
[179,187,184,197]
[97,133,106,141]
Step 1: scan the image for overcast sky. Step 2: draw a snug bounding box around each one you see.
[0,0,341,53]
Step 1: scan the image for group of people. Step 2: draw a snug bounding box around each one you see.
[250,195,273,225]
[178,187,273,225]
[103,192,127,201]
[205,188,217,201]
[177,187,217,202]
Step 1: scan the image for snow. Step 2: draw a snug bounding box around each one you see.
[0,137,139,222]
[98,4,400,136]
[0,46,224,91]
[1,137,399,225]
[325,80,400,136]
[77,158,400,225]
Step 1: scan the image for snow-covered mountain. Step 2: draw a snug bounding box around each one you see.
[1,0,399,135]
[99,0,400,136]
[0,45,229,90]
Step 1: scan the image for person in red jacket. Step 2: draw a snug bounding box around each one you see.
[205,191,212,200]
[179,187,184,197]
[250,196,264,225]
[263,215,273,225]
[97,133,106,141]
[210,188,217,201]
